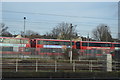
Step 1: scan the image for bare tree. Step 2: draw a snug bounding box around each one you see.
[24,30,41,38]
[0,23,12,37]
[0,23,8,35]
[45,22,78,40]
[25,30,39,36]
[92,24,113,42]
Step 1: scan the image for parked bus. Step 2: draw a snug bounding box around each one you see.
[112,42,120,50]
[76,41,114,56]
[0,37,31,55]
[31,39,75,55]
[1,36,120,57]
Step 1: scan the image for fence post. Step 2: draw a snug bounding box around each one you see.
[36,59,38,72]
[105,54,112,72]
[115,61,116,71]
[90,60,92,72]
[89,60,92,72]
[73,60,75,72]
[55,60,57,72]
[16,59,18,72]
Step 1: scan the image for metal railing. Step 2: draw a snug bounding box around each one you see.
[2,59,120,72]
[1,47,120,72]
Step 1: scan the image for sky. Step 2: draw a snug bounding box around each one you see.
[2,2,118,39]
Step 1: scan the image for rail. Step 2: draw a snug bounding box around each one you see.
[2,59,120,72]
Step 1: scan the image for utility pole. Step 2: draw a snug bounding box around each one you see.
[70,23,73,63]
[24,17,26,38]
[87,33,90,57]
[87,33,89,47]
[105,26,107,42]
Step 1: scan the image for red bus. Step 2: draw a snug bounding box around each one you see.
[31,39,75,55]
[109,42,120,57]
[0,37,31,55]
[76,41,114,49]
[112,42,120,50]
[76,41,114,56]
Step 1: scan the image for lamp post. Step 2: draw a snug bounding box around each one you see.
[70,23,73,63]
[87,33,89,46]
[105,26,107,42]
[87,33,89,57]
[105,26,108,51]
[24,17,26,38]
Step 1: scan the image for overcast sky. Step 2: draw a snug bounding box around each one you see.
[2,2,118,38]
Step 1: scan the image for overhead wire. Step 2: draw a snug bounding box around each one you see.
[1,18,117,26]
[3,10,118,20]
[2,10,118,38]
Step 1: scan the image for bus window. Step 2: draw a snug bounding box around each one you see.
[76,42,80,49]
[22,40,29,44]
[72,42,74,45]
[2,47,13,51]
[54,41,59,45]
[3,38,10,43]
[37,40,43,44]
[82,42,87,46]
[114,44,120,47]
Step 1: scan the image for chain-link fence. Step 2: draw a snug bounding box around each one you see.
[1,47,113,59]
[1,47,65,59]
